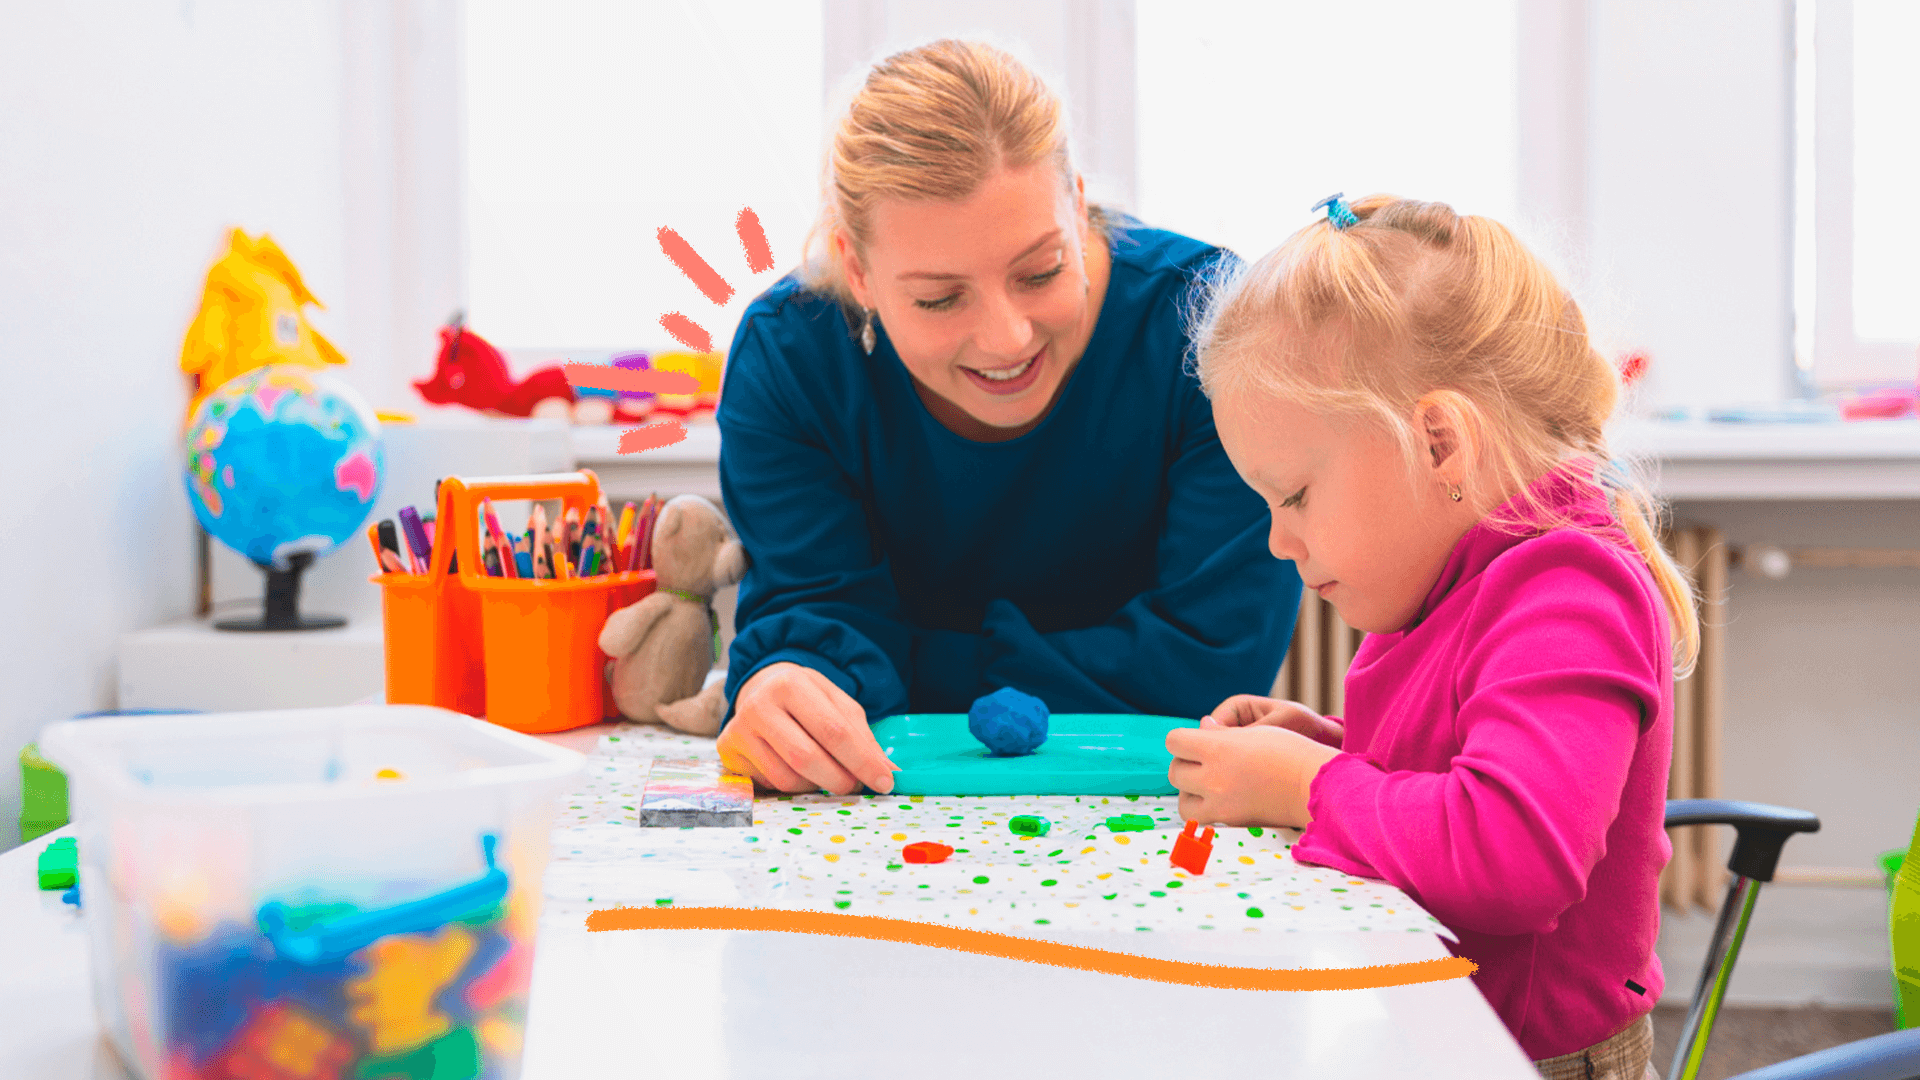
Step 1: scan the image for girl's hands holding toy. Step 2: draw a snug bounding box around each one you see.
[1205,695,1344,748]
[717,661,900,796]
[1166,719,1342,828]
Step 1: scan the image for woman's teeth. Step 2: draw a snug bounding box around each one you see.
[972,356,1035,382]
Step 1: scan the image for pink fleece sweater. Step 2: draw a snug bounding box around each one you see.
[1291,473,1674,1060]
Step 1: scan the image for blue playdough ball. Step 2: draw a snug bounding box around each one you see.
[968,688,1049,757]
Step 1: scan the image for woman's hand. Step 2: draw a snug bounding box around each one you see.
[717,662,899,796]
[1166,717,1342,828]
[1203,695,1344,747]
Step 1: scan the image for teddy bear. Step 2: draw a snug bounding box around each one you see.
[597,494,747,735]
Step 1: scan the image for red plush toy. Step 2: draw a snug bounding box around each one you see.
[413,317,651,425]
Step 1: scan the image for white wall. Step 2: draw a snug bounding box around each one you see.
[0,1,460,852]
[824,0,1137,215]
[464,0,824,357]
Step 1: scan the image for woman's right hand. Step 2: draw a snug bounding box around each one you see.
[1203,694,1345,748]
[716,661,900,796]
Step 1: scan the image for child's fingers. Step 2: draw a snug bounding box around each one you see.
[1165,726,1212,760]
[1167,757,1208,798]
[1200,715,1223,729]
[1209,694,1273,727]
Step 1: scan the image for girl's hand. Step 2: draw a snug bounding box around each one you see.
[1204,695,1344,748]
[1166,722,1342,828]
[717,662,899,796]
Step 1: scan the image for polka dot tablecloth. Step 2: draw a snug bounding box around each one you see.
[542,722,1451,939]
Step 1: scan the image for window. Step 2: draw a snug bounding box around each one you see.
[1798,0,1920,388]
[1135,0,1519,265]
[465,1,824,362]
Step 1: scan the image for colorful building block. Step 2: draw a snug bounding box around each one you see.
[346,926,476,1057]
[355,1026,480,1080]
[1008,815,1051,838]
[901,841,953,864]
[1104,813,1156,833]
[1170,821,1215,875]
[209,1001,355,1080]
[37,835,77,889]
[461,939,528,1015]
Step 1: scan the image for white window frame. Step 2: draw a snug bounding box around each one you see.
[1804,0,1916,388]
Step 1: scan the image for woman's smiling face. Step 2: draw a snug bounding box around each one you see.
[841,161,1104,435]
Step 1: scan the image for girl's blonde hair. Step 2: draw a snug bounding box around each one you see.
[800,39,1104,306]
[1194,195,1699,676]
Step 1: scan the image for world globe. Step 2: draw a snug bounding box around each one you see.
[184,364,384,630]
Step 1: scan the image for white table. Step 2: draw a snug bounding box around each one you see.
[0,725,1538,1079]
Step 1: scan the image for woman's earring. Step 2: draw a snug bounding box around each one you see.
[1448,484,1463,503]
[860,309,877,355]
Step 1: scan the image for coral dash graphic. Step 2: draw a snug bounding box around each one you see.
[654,207,777,363]
[561,363,702,453]
[569,206,777,455]
[586,906,1478,991]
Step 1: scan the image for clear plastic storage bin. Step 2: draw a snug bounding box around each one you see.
[38,705,585,1080]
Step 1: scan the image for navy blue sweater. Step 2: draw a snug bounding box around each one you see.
[717,224,1301,724]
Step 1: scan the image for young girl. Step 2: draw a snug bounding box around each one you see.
[1167,194,1691,1079]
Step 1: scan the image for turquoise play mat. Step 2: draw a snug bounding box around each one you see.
[870,713,1199,796]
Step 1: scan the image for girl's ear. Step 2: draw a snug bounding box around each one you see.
[1415,391,1475,486]
[836,230,873,309]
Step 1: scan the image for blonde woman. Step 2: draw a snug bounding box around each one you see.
[715,40,1301,795]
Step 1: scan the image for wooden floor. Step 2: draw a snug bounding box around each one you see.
[1650,1004,1898,1079]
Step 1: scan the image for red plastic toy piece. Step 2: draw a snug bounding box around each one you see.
[1170,821,1215,875]
[465,942,533,1014]
[208,1001,354,1080]
[902,841,954,865]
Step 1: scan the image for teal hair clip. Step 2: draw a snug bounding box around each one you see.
[1312,192,1359,230]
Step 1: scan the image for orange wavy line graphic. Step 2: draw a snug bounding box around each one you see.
[586,906,1476,991]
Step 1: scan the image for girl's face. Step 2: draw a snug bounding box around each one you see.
[1215,385,1479,634]
[841,162,1104,435]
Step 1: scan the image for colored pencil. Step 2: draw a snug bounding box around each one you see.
[564,507,584,573]
[551,506,573,581]
[637,493,662,571]
[376,519,411,575]
[530,504,550,579]
[397,506,432,574]
[482,499,517,579]
[622,496,649,572]
[512,533,533,578]
[616,501,637,547]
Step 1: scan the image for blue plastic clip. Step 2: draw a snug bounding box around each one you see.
[1312,192,1359,230]
[258,834,508,966]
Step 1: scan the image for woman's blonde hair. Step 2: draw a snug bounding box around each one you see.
[1194,195,1699,676]
[800,39,1103,306]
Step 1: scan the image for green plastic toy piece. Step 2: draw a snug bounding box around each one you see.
[19,743,69,843]
[356,1026,480,1080]
[1105,813,1156,833]
[37,836,78,890]
[1008,815,1051,838]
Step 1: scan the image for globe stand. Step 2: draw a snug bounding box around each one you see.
[214,551,346,632]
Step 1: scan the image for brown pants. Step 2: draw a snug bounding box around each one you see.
[1533,1013,1659,1080]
